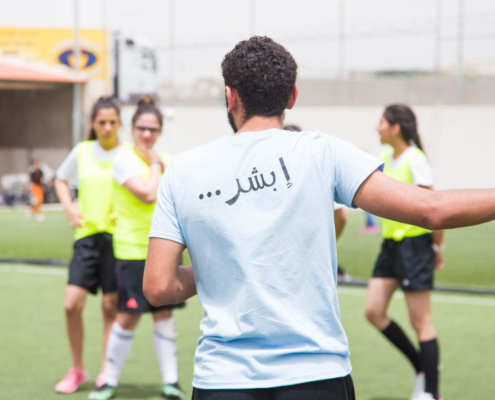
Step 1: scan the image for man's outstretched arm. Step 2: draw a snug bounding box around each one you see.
[354,170,495,230]
[143,238,197,307]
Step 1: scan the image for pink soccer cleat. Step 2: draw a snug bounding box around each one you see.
[55,367,90,393]
[96,373,106,389]
[358,225,380,235]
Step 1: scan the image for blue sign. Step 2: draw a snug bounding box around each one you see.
[58,49,97,69]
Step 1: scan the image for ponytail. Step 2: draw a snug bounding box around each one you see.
[88,96,121,140]
[383,104,424,153]
[132,95,163,128]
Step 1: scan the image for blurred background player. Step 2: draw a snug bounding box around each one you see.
[89,97,185,400]
[364,105,444,400]
[284,124,350,282]
[27,159,48,221]
[54,97,122,393]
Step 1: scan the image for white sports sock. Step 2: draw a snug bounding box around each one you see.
[104,322,135,387]
[153,317,178,384]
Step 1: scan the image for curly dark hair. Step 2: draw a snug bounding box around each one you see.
[221,36,298,121]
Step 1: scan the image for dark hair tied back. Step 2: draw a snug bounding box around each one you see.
[132,95,163,128]
[136,95,155,107]
[88,96,121,140]
[383,104,424,152]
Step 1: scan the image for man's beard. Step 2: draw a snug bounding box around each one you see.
[227,111,238,133]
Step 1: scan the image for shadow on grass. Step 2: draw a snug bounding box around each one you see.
[370,398,407,400]
[114,383,163,399]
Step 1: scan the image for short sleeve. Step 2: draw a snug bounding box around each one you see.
[56,145,79,186]
[113,153,141,185]
[149,161,186,245]
[410,157,434,187]
[332,137,384,208]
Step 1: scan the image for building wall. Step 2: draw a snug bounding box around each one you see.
[133,104,495,191]
[0,86,73,175]
[0,86,73,147]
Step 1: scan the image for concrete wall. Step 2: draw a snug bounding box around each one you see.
[118,105,495,191]
[2,103,494,191]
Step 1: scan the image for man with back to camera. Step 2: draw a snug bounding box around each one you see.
[143,36,495,400]
[284,123,350,283]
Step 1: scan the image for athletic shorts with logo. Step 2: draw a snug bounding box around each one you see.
[373,233,435,291]
[193,375,355,400]
[116,259,186,313]
[68,232,117,294]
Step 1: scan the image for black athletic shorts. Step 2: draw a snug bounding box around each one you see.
[372,233,435,291]
[192,375,355,400]
[68,232,117,295]
[116,259,186,314]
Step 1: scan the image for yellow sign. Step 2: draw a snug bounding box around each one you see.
[0,27,110,85]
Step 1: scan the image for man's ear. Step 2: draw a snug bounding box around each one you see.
[226,86,238,113]
[286,83,299,110]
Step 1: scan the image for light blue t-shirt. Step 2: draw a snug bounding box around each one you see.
[149,129,383,389]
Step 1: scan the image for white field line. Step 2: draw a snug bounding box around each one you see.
[337,287,495,307]
[0,204,65,212]
[0,264,66,276]
[1,264,494,307]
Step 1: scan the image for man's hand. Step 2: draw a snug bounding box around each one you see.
[144,238,197,307]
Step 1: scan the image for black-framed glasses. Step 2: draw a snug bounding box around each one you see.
[135,126,161,135]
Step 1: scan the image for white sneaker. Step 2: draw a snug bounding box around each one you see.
[411,372,425,398]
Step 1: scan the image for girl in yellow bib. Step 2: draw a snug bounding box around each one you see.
[54,97,122,394]
[89,96,185,400]
[364,105,444,400]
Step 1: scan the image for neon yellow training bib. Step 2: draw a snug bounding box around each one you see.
[380,147,432,241]
[112,146,171,260]
[75,141,116,241]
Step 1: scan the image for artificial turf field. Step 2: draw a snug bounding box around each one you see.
[1,208,494,291]
[1,264,494,400]
[0,209,494,399]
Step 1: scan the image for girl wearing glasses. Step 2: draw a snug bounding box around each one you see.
[89,96,185,400]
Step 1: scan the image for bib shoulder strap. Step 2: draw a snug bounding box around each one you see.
[404,147,428,167]
[160,152,173,167]
[379,149,394,164]
[76,140,94,167]
[77,140,93,154]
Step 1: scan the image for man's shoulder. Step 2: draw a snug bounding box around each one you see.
[295,131,344,154]
[293,130,328,139]
[298,130,341,144]
[171,137,232,167]
[171,130,335,168]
